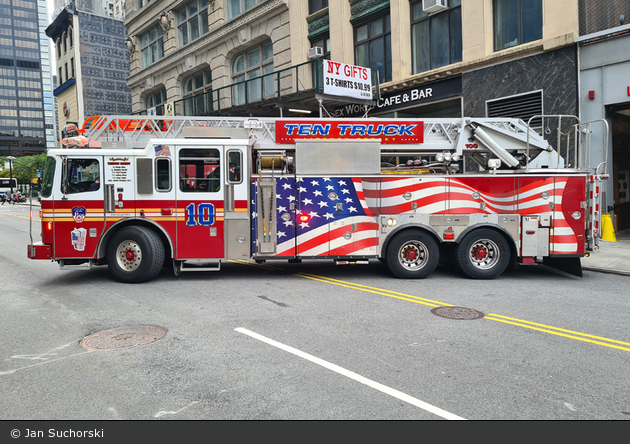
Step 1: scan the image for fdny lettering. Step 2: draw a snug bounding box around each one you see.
[276,120,424,144]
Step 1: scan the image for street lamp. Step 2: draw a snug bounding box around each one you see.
[7,155,15,197]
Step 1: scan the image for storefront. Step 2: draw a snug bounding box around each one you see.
[578,25,630,232]
[333,75,462,118]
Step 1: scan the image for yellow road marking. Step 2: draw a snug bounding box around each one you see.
[296,273,453,308]
[484,314,630,352]
[0,211,37,221]
[230,263,630,353]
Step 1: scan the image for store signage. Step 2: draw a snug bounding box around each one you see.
[323,61,373,101]
[275,120,423,144]
[334,76,462,117]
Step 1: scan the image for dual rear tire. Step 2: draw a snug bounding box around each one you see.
[386,228,510,280]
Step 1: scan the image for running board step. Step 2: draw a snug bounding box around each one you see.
[180,260,222,272]
[335,260,370,265]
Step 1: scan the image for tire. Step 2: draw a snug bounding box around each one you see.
[107,226,165,283]
[455,228,510,279]
[386,229,439,279]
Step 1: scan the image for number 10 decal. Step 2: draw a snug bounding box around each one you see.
[185,203,215,226]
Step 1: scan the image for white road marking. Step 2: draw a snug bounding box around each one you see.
[154,401,199,418]
[235,328,466,420]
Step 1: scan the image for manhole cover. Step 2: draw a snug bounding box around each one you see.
[430,306,485,320]
[80,325,168,351]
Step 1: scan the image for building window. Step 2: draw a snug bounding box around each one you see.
[310,36,330,89]
[493,0,542,51]
[411,0,462,74]
[177,0,209,47]
[68,27,73,48]
[232,42,274,106]
[56,39,61,58]
[309,0,328,15]
[70,57,74,78]
[227,0,263,20]
[140,25,164,68]
[354,14,391,84]
[183,68,212,115]
[146,88,167,111]
[63,32,67,53]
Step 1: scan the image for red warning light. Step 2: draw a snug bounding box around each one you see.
[298,214,310,223]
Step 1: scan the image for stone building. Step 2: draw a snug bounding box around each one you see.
[124,0,581,122]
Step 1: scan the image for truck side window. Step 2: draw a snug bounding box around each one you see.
[156,158,171,191]
[227,150,242,184]
[63,158,100,194]
[179,148,220,193]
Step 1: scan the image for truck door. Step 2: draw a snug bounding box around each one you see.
[224,147,250,260]
[54,156,105,259]
[175,146,224,259]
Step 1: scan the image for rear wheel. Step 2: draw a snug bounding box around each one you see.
[386,230,439,279]
[107,226,164,283]
[455,229,510,279]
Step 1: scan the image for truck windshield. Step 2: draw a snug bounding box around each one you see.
[41,157,56,198]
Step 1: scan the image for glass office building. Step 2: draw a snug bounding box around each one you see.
[0,0,55,157]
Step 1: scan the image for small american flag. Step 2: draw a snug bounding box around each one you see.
[155,145,171,157]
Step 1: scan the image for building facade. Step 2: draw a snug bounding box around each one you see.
[577,0,630,231]
[124,0,580,122]
[46,4,132,141]
[0,0,54,157]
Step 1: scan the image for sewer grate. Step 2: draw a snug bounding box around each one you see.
[80,325,168,351]
[430,306,485,320]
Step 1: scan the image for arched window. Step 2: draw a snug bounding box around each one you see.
[146,88,167,114]
[182,68,212,115]
[68,27,73,48]
[56,38,61,58]
[62,32,67,53]
[231,42,274,106]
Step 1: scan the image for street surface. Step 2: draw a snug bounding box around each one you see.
[1,203,629,420]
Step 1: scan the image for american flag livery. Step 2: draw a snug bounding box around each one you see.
[252,174,585,258]
[252,177,379,257]
[365,176,583,255]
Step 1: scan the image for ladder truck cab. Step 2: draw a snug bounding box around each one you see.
[27,115,608,283]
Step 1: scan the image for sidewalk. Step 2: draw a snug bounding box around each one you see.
[581,229,630,276]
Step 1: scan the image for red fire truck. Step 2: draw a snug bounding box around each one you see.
[27,115,607,283]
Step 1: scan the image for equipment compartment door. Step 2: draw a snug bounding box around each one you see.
[175,147,224,259]
[296,177,379,257]
[449,176,516,214]
[552,176,586,255]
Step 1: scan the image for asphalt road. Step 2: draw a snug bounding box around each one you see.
[1,203,630,421]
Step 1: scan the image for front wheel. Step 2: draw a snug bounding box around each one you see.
[107,226,165,283]
[455,229,510,279]
[386,230,439,279]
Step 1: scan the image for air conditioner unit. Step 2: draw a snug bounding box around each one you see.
[422,0,448,14]
[308,46,324,59]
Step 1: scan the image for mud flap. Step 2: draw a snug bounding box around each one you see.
[542,257,583,277]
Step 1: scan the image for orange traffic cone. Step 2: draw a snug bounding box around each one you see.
[601,214,617,242]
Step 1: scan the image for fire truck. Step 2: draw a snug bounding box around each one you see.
[27,115,608,283]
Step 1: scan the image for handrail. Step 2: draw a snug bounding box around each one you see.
[133,58,381,117]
